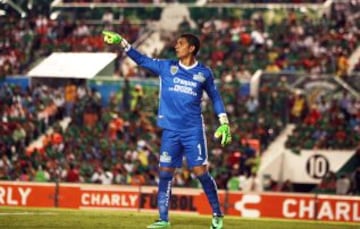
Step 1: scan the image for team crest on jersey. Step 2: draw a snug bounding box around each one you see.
[170,65,178,75]
[193,72,205,83]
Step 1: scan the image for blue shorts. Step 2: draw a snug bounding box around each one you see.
[159,127,208,169]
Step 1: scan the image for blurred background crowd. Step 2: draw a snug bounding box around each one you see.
[0,0,360,195]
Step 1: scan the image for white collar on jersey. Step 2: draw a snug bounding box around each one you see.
[179,60,198,70]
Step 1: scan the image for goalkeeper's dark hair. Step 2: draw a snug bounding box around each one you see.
[180,33,200,56]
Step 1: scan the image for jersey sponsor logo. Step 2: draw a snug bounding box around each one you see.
[173,77,197,87]
[169,85,197,96]
[170,77,198,96]
[160,152,172,163]
[170,65,178,75]
[193,72,205,83]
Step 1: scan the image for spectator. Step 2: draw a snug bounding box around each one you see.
[245,95,259,115]
[316,171,337,193]
[227,167,241,191]
[243,172,263,192]
[280,179,294,192]
[18,168,32,182]
[351,166,360,195]
[336,173,351,195]
[290,92,307,123]
[91,166,113,185]
[64,81,77,117]
[263,174,278,192]
[64,163,80,183]
[130,170,146,186]
[33,165,50,182]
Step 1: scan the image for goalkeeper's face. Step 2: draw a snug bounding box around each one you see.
[174,37,195,59]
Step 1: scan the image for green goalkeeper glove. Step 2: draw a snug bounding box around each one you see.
[102,30,123,44]
[102,30,130,49]
[214,114,231,146]
[214,124,232,146]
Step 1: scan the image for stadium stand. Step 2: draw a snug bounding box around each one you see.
[0,0,359,195]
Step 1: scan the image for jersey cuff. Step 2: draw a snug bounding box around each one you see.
[218,113,229,125]
[124,44,131,52]
[120,38,131,51]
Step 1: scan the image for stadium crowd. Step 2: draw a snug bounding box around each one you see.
[0,12,141,80]
[1,76,359,194]
[2,1,359,80]
[0,0,360,194]
[285,91,360,150]
[0,77,283,190]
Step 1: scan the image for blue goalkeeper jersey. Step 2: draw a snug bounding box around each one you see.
[126,47,226,131]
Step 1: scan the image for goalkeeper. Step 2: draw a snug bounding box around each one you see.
[103,31,231,229]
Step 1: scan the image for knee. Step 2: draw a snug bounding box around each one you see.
[192,165,208,177]
[159,170,173,180]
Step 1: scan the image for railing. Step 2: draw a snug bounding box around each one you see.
[51,0,330,9]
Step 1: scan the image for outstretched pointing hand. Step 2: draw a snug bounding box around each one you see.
[102,30,123,45]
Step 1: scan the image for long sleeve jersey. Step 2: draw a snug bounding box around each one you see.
[126,47,226,131]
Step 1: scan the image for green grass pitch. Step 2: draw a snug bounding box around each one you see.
[0,207,358,229]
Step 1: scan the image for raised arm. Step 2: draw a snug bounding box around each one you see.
[102,30,164,75]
